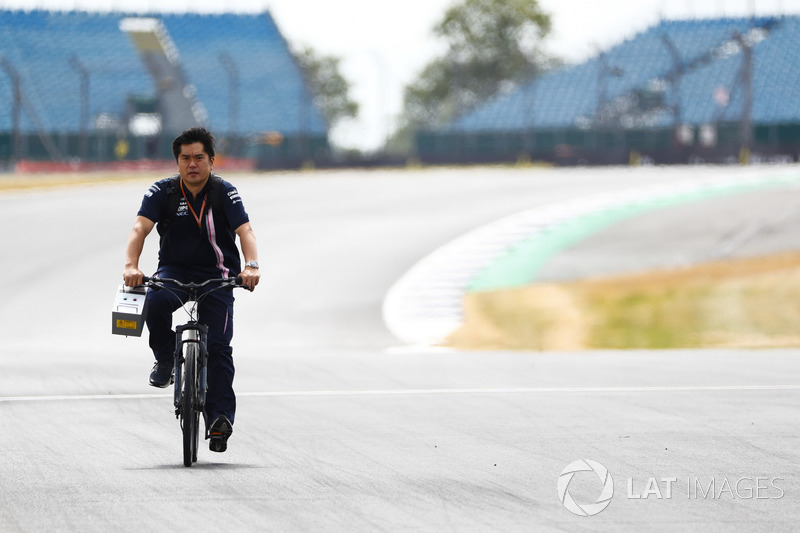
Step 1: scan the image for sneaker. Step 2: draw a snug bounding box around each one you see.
[149,361,174,388]
[208,415,233,453]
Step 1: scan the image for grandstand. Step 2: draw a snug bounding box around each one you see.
[417,16,800,166]
[0,9,327,170]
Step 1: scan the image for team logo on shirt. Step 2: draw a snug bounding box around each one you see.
[227,189,242,205]
[176,198,189,216]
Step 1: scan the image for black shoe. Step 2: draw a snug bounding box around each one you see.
[208,415,233,453]
[149,361,174,388]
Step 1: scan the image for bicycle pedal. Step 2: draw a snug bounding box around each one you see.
[207,416,233,453]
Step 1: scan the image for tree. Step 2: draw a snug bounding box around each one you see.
[296,47,358,128]
[401,0,554,129]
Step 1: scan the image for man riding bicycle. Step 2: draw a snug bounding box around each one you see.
[122,127,260,453]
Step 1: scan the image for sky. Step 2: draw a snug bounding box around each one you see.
[3,0,800,150]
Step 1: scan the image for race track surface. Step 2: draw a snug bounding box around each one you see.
[1,165,799,531]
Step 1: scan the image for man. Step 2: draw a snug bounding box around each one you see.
[122,127,259,453]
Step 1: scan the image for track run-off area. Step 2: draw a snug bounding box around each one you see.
[1,164,799,531]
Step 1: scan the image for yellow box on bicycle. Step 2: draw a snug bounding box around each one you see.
[111,285,149,337]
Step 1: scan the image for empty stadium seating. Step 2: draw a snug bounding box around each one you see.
[0,9,325,137]
[451,16,800,133]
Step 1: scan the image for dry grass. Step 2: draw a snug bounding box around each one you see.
[0,168,268,193]
[446,251,800,351]
[0,171,162,192]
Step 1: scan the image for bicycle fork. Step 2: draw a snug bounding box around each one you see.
[172,322,210,418]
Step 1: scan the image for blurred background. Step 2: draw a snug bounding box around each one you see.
[1,0,800,171]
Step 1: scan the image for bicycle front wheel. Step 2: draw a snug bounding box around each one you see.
[182,342,200,467]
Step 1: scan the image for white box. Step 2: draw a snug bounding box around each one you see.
[111,285,149,337]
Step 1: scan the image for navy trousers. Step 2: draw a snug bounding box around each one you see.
[145,267,236,426]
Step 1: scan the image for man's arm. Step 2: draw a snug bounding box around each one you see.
[235,221,260,290]
[122,216,155,287]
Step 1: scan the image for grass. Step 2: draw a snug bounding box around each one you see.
[0,168,267,193]
[0,171,162,192]
[445,251,800,351]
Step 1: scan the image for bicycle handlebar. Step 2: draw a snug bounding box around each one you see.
[141,276,244,289]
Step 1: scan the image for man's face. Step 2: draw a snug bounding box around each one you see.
[177,142,213,188]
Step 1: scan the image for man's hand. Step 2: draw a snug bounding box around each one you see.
[240,266,260,291]
[123,265,145,288]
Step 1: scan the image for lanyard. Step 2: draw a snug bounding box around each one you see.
[180,179,207,228]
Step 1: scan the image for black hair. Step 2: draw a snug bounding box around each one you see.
[172,127,215,161]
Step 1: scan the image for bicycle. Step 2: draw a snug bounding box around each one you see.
[140,275,244,467]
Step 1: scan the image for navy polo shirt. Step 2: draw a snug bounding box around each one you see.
[138,174,250,277]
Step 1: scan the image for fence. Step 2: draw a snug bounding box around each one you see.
[415,122,800,166]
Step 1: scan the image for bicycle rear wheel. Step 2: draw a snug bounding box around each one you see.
[182,342,200,467]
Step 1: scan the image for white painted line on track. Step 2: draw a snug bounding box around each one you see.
[0,393,172,402]
[2,384,799,403]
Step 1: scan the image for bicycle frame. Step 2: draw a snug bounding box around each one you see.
[140,275,242,466]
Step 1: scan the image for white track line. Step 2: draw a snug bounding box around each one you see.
[1,384,798,403]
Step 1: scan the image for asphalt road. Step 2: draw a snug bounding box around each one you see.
[1,165,799,531]
[538,181,800,282]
